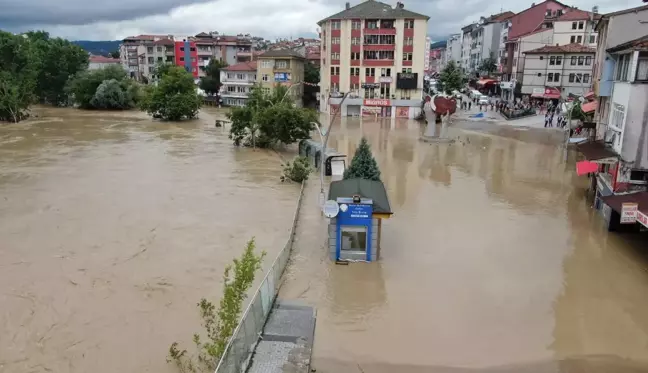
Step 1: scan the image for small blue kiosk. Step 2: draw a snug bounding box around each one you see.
[326,178,393,262]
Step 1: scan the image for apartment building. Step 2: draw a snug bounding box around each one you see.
[445,34,462,67]
[521,44,595,98]
[318,0,429,118]
[429,40,447,73]
[552,9,599,47]
[256,49,305,106]
[219,61,257,107]
[460,24,475,72]
[193,33,253,76]
[463,11,515,75]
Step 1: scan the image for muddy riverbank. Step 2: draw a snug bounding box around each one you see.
[0,107,301,373]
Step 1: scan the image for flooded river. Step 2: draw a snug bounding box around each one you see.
[0,108,300,373]
[281,116,648,373]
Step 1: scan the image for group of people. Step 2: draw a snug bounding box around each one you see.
[543,103,567,128]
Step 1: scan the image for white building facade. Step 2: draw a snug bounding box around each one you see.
[445,34,462,66]
[219,61,257,107]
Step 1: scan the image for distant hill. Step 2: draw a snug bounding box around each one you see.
[73,40,121,56]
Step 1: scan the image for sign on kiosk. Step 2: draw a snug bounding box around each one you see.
[621,202,638,224]
[637,211,648,228]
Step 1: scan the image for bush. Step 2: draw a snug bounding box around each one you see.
[281,156,312,183]
[67,65,138,109]
[141,66,201,121]
[89,79,139,109]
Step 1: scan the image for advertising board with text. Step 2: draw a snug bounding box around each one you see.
[621,202,638,224]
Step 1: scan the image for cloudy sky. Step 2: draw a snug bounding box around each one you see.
[0,0,641,41]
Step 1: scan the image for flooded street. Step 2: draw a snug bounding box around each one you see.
[0,108,300,373]
[280,116,648,372]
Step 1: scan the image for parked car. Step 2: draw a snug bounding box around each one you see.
[478,97,489,105]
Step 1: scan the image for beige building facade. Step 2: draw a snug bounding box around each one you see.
[318,0,429,119]
[256,50,305,106]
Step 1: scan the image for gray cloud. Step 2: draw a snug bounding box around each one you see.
[0,0,639,41]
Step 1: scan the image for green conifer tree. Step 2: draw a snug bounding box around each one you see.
[343,137,381,181]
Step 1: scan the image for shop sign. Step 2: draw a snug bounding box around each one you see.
[338,203,372,220]
[532,88,544,96]
[361,83,380,89]
[378,77,392,83]
[500,81,514,90]
[274,72,290,82]
[364,99,390,106]
[620,202,638,224]
[637,211,648,228]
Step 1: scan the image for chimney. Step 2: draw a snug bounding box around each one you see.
[345,2,350,9]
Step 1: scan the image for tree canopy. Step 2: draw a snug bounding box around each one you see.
[478,54,497,75]
[303,62,320,107]
[343,137,381,181]
[66,65,139,109]
[228,85,316,148]
[199,59,228,96]
[140,65,202,121]
[437,60,463,95]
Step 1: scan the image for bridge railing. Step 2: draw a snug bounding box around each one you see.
[214,181,305,373]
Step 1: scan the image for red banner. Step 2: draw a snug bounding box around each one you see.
[364,99,390,106]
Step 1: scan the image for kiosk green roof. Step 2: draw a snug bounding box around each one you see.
[328,178,393,215]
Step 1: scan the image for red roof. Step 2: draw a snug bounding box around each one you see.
[524,43,595,54]
[153,38,174,45]
[223,61,257,71]
[508,0,569,40]
[557,8,601,21]
[489,11,515,22]
[89,55,120,64]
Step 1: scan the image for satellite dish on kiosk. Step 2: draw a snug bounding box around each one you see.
[323,200,340,218]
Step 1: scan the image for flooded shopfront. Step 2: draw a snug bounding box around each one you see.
[0,108,300,373]
[281,116,648,373]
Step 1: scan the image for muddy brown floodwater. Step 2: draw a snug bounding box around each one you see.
[0,107,300,373]
[281,116,648,373]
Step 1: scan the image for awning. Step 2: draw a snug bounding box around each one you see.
[477,79,496,86]
[531,87,561,99]
[584,91,595,99]
[576,141,618,162]
[601,192,648,226]
[581,100,598,113]
[576,160,599,175]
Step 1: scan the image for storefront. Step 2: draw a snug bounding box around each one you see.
[363,99,391,117]
[347,105,361,117]
[600,192,648,232]
[325,179,393,262]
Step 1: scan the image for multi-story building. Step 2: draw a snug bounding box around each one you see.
[120,34,173,80]
[461,12,514,75]
[175,40,199,78]
[521,44,595,98]
[445,34,462,67]
[460,24,475,72]
[552,9,599,47]
[256,49,305,106]
[193,33,253,76]
[219,61,257,107]
[429,40,446,74]
[318,0,429,118]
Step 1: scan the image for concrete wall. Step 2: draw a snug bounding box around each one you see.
[328,217,379,262]
[553,20,597,47]
[521,52,594,96]
[606,9,648,49]
[612,80,648,168]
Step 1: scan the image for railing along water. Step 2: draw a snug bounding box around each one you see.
[214,181,305,373]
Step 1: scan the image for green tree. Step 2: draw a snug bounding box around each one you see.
[66,65,134,109]
[343,137,381,181]
[26,32,89,106]
[303,62,320,107]
[478,53,497,75]
[168,238,265,373]
[228,85,316,148]
[437,60,463,95]
[281,156,312,183]
[141,65,202,121]
[0,31,38,122]
[199,59,227,96]
[89,79,139,109]
[110,50,120,59]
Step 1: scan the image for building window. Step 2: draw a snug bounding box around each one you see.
[364,87,376,98]
[583,74,590,83]
[331,52,340,60]
[578,56,584,65]
[380,68,391,77]
[572,22,577,30]
[570,35,576,43]
[157,47,162,52]
[364,35,396,45]
[331,21,341,29]
[180,47,185,52]
[571,56,577,65]
[404,19,415,29]
[404,37,413,46]
[350,67,360,76]
[236,73,244,80]
[332,37,340,44]
[330,66,340,75]
[569,73,575,82]
[547,72,560,82]
[227,86,236,92]
[585,56,592,65]
[262,74,269,81]
[180,57,185,62]
[575,73,583,83]
[636,52,648,81]
[351,37,361,45]
[556,56,562,65]
[403,52,413,61]
[589,35,596,44]
[578,21,584,29]
[549,56,556,65]
[616,53,631,81]
[537,73,542,77]
[352,20,362,29]
[539,56,544,60]
[610,102,626,148]
[365,67,375,77]
[157,57,163,62]
[190,47,196,52]
[351,52,360,60]
[261,60,273,68]
[364,50,394,60]
[276,60,288,69]
[148,66,154,73]
[350,83,359,92]
[402,68,412,73]
[366,20,378,29]
[148,57,154,64]
[577,35,582,43]
[147,47,154,53]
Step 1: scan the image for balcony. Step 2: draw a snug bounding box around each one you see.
[165,49,175,56]
[197,48,213,55]
[220,91,250,98]
[222,78,255,85]
[364,60,394,66]
[237,49,252,56]
[364,44,395,51]
[363,28,396,35]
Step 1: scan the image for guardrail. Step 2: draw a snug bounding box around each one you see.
[214,181,306,373]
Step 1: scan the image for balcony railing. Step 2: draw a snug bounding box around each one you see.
[363,28,396,35]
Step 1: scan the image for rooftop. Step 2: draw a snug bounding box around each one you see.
[328,178,393,215]
[89,55,121,63]
[607,34,648,53]
[258,49,305,59]
[223,61,258,71]
[430,40,447,49]
[486,11,515,23]
[318,0,429,24]
[153,38,174,45]
[557,8,601,21]
[524,43,595,54]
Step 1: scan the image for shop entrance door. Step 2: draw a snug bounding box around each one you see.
[339,225,368,261]
[381,106,392,117]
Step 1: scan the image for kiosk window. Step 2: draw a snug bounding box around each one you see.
[341,226,367,252]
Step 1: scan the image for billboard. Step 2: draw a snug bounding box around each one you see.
[396,73,418,89]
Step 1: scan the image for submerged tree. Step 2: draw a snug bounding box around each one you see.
[66,65,139,109]
[0,31,38,122]
[168,238,266,373]
[199,59,228,96]
[437,60,463,95]
[343,137,381,181]
[140,65,202,121]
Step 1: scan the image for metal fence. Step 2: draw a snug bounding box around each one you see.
[214,181,305,373]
